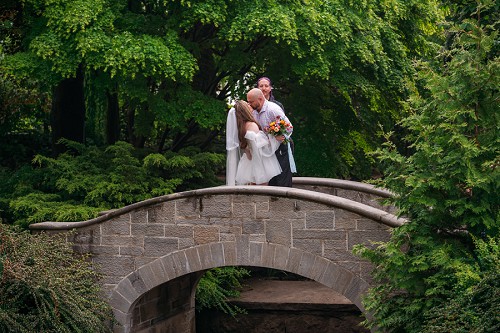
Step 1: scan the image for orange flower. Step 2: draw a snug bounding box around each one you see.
[266,116,292,144]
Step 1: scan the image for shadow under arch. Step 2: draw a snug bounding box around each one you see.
[110,240,370,330]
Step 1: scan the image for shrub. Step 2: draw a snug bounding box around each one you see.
[0,224,114,332]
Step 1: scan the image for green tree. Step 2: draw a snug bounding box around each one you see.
[0,140,224,228]
[0,224,113,332]
[274,0,443,178]
[421,236,500,333]
[2,0,198,152]
[0,1,51,168]
[354,1,499,331]
[1,0,442,178]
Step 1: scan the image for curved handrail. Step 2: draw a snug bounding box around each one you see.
[292,177,393,198]
[30,185,406,231]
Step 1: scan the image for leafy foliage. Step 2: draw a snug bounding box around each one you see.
[269,0,443,178]
[1,0,445,179]
[196,266,250,317]
[0,224,114,332]
[354,1,499,331]
[421,236,500,333]
[1,140,224,228]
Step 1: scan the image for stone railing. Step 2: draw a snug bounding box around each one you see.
[29,182,405,333]
[293,177,396,214]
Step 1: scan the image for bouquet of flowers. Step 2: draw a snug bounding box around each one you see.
[265,116,293,144]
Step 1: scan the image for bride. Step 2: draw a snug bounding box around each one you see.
[226,100,281,185]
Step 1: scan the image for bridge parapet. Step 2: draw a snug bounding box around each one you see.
[293,177,396,214]
[31,185,404,286]
[30,184,406,333]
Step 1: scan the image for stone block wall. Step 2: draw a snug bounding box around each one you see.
[30,184,404,333]
[69,191,394,293]
[132,273,199,333]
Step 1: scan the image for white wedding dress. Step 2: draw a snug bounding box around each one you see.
[235,131,281,185]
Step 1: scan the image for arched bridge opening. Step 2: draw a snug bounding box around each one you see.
[30,178,405,333]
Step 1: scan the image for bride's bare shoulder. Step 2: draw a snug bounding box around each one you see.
[245,121,259,133]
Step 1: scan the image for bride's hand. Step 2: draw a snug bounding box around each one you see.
[275,135,285,142]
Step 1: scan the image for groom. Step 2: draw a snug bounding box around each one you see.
[247,88,293,187]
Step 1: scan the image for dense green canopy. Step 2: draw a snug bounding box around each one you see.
[1,0,441,177]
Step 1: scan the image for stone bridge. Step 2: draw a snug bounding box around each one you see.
[30,177,405,333]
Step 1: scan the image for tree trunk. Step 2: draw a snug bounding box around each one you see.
[158,126,170,153]
[171,121,198,152]
[125,106,149,149]
[200,129,218,151]
[106,90,120,144]
[50,67,85,155]
[126,106,136,146]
